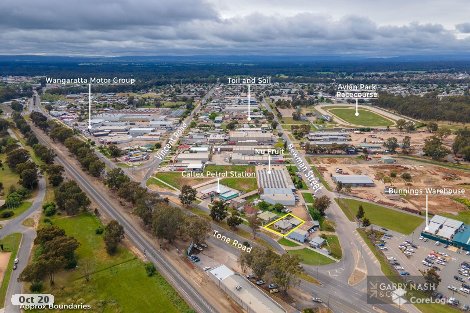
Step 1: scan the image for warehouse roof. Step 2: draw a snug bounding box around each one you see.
[332,175,374,185]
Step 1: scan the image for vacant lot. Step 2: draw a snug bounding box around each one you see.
[34,213,193,313]
[220,177,257,193]
[328,108,394,127]
[336,198,423,234]
[287,248,334,265]
[325,235,342,259]
[155,172,210,190]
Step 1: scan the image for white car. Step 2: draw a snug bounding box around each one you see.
[460,287,470,294]
[448,285,458,291]
[435,241,440,246]
[387,257,396,261]
[419,236,424,240]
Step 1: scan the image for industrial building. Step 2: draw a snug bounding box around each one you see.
[332,175,375,187]
[228,131,274,145]
[256,165,296,206]
[421,215,470,251]
[307,131,350,142]
[176,151,210,163]
[197,183,240,201]
[230,153,283,165]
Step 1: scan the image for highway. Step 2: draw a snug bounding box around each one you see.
[29,119,217,313]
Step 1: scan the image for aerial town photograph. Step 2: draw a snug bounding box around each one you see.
[0,1,469,313]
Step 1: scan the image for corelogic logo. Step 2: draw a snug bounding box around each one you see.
[367,276,444,305]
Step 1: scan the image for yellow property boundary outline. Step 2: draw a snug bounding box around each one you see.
[263,213,305,237]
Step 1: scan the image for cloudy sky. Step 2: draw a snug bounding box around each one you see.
[1,0,470,56]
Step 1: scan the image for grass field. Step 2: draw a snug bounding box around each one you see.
[34,213,193,313]
[155,172,209,190]
[442,211,470,224]
[0,233,22,308]
[0,155,19,191]
[327,108,394,127]
[301,192,314,203]
[221,177,258,193]
[0,201,32,221]
[278,237,300,247]
[287,248,334,265]
[147,177,178,190]
[336,198,423,234]
[325,235,342,259]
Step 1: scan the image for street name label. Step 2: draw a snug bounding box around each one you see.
[213,230,252,252]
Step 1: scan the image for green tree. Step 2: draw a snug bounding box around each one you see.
[356,205,365,220]
[184,215,210,244]
[227,209,243,230]
[362,217,371,227]
[179,185,197,207]
[54,181,90,215]
[268,253,302,292]
[396,119,406,130]
[105,168,130,190]
[247,215,261,239]
[210,200,228,222]
[152,206,185,243]
[424,268,441,291]
[314,195,331,216]
[426,122,438,133]
[383,137,399,153]
[19,168,38,189]
[108,144,122,158]
[104,220,125,254]
[423,136,450,160]
[335,181,343,193]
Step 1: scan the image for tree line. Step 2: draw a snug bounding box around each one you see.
[374,93,470,123]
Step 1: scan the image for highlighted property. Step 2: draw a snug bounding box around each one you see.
[263,213,305,237]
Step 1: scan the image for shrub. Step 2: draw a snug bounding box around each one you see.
[42,202,57,217]
[401,173,412,181]
[30,281,43,292]
[145,262,156,277]
[0,211,14,218]
[390,171,397,178]
[95,227,104,235]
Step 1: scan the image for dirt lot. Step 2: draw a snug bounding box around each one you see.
[349,130,456,154]
[0,252,11,285]
[313,156,470,214]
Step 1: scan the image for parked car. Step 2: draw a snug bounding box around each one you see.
[312,298,323,303]
[256,280,265,285]
[268,283,278,289]
[270,289,279,294]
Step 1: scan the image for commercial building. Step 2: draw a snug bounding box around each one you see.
[229,131,274,145]
[197,183,240,201]
[176,151,210,163]
[129,127,155,137]
[230,153,283,165]
[332,175,375,187]
[208,265,286,313]
[421,215,470,251]
[307,132,350,142]
[256,166,297,206]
